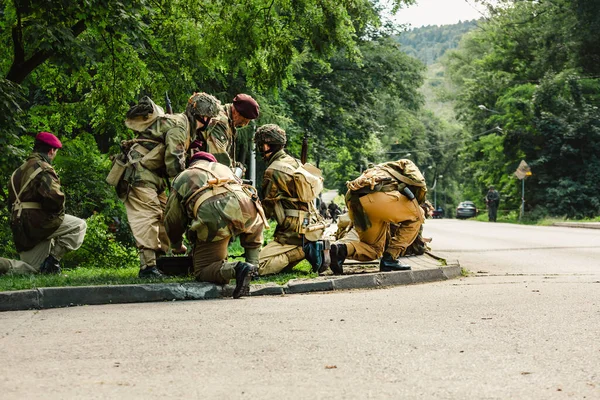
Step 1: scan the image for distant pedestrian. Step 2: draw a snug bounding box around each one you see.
[328,202,340,222]
[319,201,329,219]
[485,185,500,222]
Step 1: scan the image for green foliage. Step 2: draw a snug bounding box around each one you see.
[444,0,600,218]
[62,213,138,270]
[396,20,479,65]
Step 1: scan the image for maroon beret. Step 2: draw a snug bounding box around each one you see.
[232,94,260,119]
[35,131,62,149]
[190,151,217,163]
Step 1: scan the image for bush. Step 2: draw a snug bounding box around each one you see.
[62,213,138,269]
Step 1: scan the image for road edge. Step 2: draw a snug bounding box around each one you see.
[0,265,462,312]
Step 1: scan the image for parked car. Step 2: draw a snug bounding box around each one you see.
[432,207,444,219]
[456,201,478,219]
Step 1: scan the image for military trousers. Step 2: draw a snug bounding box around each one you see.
[488,205,498,222]
[258,240,305,276]
[123,185,169,268]
[345,191,424,260]
[192,239,238,284]
[0,214,87,274]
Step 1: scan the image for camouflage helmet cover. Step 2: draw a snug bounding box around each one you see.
[254,124,287,146]
[186,92,221,120]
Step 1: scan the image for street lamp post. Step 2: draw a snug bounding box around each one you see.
[434,174,443,209]
[478,104,503,114]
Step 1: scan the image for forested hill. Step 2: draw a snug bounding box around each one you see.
[396,20,479,65]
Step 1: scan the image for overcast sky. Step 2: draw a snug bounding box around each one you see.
[392,0,490,28]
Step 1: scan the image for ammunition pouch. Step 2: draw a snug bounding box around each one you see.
[106,153,128,187]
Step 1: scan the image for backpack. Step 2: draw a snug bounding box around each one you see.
[269,161,324,203]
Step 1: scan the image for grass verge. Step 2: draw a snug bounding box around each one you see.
[0,259,317,292]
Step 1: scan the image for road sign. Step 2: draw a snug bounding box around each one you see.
[514,160,531,180]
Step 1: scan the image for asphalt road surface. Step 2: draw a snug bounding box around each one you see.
[1,220,599,399]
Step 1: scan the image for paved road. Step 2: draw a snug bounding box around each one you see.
[424,219,600,275]
[1,220,599,399]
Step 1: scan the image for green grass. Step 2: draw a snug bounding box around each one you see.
[0,266,190,292]
[0,256,317,292]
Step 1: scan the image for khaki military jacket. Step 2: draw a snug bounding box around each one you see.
[203,104,236,168]
[124,113,191,192]
[164,159,262,245]
[346,159,427,231]
[261,149,310,245]
[9,153,65,252]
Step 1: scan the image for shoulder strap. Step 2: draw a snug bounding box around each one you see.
[11,166,44,217]
[378,166,426,187]
[11,167,44,202]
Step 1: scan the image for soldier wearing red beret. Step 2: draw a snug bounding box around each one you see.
[199,93,260,169]
[0,132,87,275]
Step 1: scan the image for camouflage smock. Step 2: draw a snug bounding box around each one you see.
[203,104,236,167]
[9,152,65,252]
[260,149,310,245]
[164,159,263,244]
[125,113,192,192]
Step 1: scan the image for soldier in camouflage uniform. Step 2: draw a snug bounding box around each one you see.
[163,151,265,298]
[119,92,221,278]
[201,94,260,168]
[328,159,427,274]
[254,124,323,275]
[0,132,87,275]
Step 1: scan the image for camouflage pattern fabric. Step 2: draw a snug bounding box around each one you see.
[9,153,65,252]
[260,149,310,246]
[202,104,236,167]
[164,159,263,248]
[123,113,191,192]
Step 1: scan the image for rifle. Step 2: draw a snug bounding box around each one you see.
[165,91,173,114]
[300,130,309,164]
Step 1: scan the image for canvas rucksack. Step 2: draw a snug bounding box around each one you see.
[269,161,324,203]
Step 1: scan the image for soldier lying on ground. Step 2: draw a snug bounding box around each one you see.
[254,124,326,275]
[0,132,87,275]
[113,92,220,278]
[327,159,427,274]
[163,151,266,298]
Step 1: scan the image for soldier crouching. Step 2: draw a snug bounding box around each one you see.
[0,132,87,275]
[163,151,266,298]
[254,124,326,276]
[328,159,427,274]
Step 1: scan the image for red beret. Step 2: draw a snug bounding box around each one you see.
[190,151,217,163]
[35,132,62,149]
[232,94,260,119]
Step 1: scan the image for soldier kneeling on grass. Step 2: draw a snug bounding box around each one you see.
[0,132,87,275]
[163,150,267,298]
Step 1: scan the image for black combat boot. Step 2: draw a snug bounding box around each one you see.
[138,266,164,278]
[329,244,347,275]
[233,262,258,299]
[40,255,61,274]
[303,240,324,273]
[379,252,411,272]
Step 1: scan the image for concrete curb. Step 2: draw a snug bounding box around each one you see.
[552,222,600,229]
[0,264,462,312]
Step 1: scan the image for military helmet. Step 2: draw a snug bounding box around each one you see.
[254,124,287,146]
[186,92,221,120]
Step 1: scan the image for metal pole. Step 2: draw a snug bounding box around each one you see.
[250,148,256,186]
[250,121,257,186]
[520,178,525,221]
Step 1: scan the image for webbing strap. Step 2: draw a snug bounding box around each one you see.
[378,166,425,187]
[11,167,44,218]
